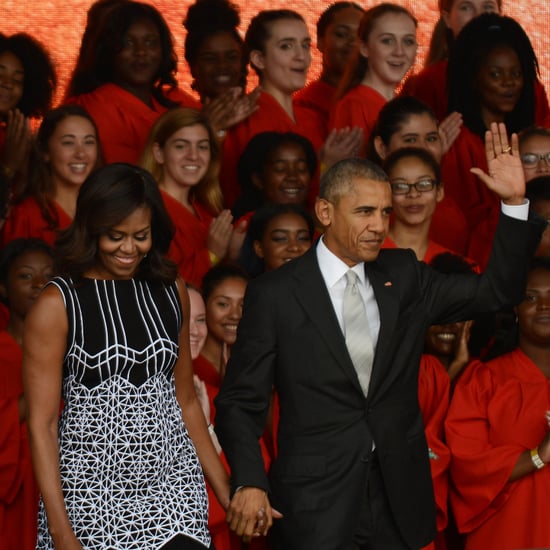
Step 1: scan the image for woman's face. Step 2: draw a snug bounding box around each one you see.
[517,267,550,348]
[388,155,443,227]
[0,249,53,320]
[94,206,152,280]
[360,12,417,89]
[254,141,312,205]
[424,321,466,359]
[46,115,99,190]
[192,31,243,99]
[112,17,162,90]
[319,7,363,77]
[475,46,523,124]
[381,112,443,163]
[154,124,211,190]
[253,212,312,271]
[252,18,311,94]
[442,0,500,38]
[188,287,207,360]
[0,50,24,115]
[205,277,247,346]
[520,134,550,182]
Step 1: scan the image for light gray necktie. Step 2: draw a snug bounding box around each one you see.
[343,270,374,397]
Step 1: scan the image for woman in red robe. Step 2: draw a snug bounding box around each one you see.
[328,4,418,157]
[66,1,186,165]
[294,2,364,132]
[141,108,242,288]
[446,258,550,550]
[0,105,100,248]
[0,238,53,550]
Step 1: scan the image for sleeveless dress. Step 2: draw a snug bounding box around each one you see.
[36,277,210,550]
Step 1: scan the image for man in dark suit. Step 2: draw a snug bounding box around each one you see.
[214,124,543,549]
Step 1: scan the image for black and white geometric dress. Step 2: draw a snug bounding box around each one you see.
[36,277,210,550]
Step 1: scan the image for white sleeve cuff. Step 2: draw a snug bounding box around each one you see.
[501,199,529,221]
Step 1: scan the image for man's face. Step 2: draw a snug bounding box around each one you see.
[316,177,392,266]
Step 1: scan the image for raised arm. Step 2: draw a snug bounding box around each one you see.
[470,122,525,205]
[23,285,83,550]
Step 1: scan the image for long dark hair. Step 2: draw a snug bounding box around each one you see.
[66,1,178,108]
[55,163,177,283]
[0,32,56,118]
[447,13,538,137]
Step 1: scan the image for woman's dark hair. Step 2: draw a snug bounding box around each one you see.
[55,163,177,283]
[233,131,317,218]
[0,33,56,118]
[183,0,246,92]
[238,202,314,277]
[336,3,417,99]
[0,238,53,298]
[244,10,305,77]
[382,146,441,186]
[366,96,438,164]
[22,105,101,230]
[66,1,178,108]
[64,0,130,101]
[201,262,249,302]
[316,2,364,42]
[447,13,538,137]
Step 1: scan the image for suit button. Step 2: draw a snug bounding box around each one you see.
[361,454,369,463]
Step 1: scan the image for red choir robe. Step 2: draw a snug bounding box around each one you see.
[0,196,72,248]
[401,60,550,125]
[220,91,325,209]
[0,331,38,550]
[445,349,550,550]
[440,126,503,270]
[382,236,455,264]
[429,195,470,256]
[161,190,214,288]
[68,83,169,165]
[328,84,387,157]
[294,79,336,132]
[418,354,451,550]
[193,354,270,550]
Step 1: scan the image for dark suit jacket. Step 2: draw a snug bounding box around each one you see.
[215,212,543,550]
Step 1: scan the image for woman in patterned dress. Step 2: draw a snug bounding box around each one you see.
[23,164,232,549]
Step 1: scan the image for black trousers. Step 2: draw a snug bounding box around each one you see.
[161,535,215,550]
[352,453,413,550]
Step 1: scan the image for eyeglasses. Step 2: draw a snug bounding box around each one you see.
[521,153,550,167]
[390,178,436,195]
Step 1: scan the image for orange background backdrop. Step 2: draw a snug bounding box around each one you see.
[1,0,549,104]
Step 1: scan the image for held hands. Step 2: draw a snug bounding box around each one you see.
[226,487,283,542]
[537,411,550,465]
[470,122,525,205]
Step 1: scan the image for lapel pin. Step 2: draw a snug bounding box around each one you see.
[384,281,392,287]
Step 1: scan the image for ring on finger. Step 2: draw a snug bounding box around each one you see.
[502,146,512,154]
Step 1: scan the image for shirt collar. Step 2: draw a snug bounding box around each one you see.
[316,236,366,288]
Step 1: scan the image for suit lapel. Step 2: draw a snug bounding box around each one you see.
[365,260,399,399]
[292,248,364,393]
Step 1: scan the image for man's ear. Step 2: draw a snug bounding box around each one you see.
[374,136,387,160]
[253,240,265,259]
[315,197,333,228]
